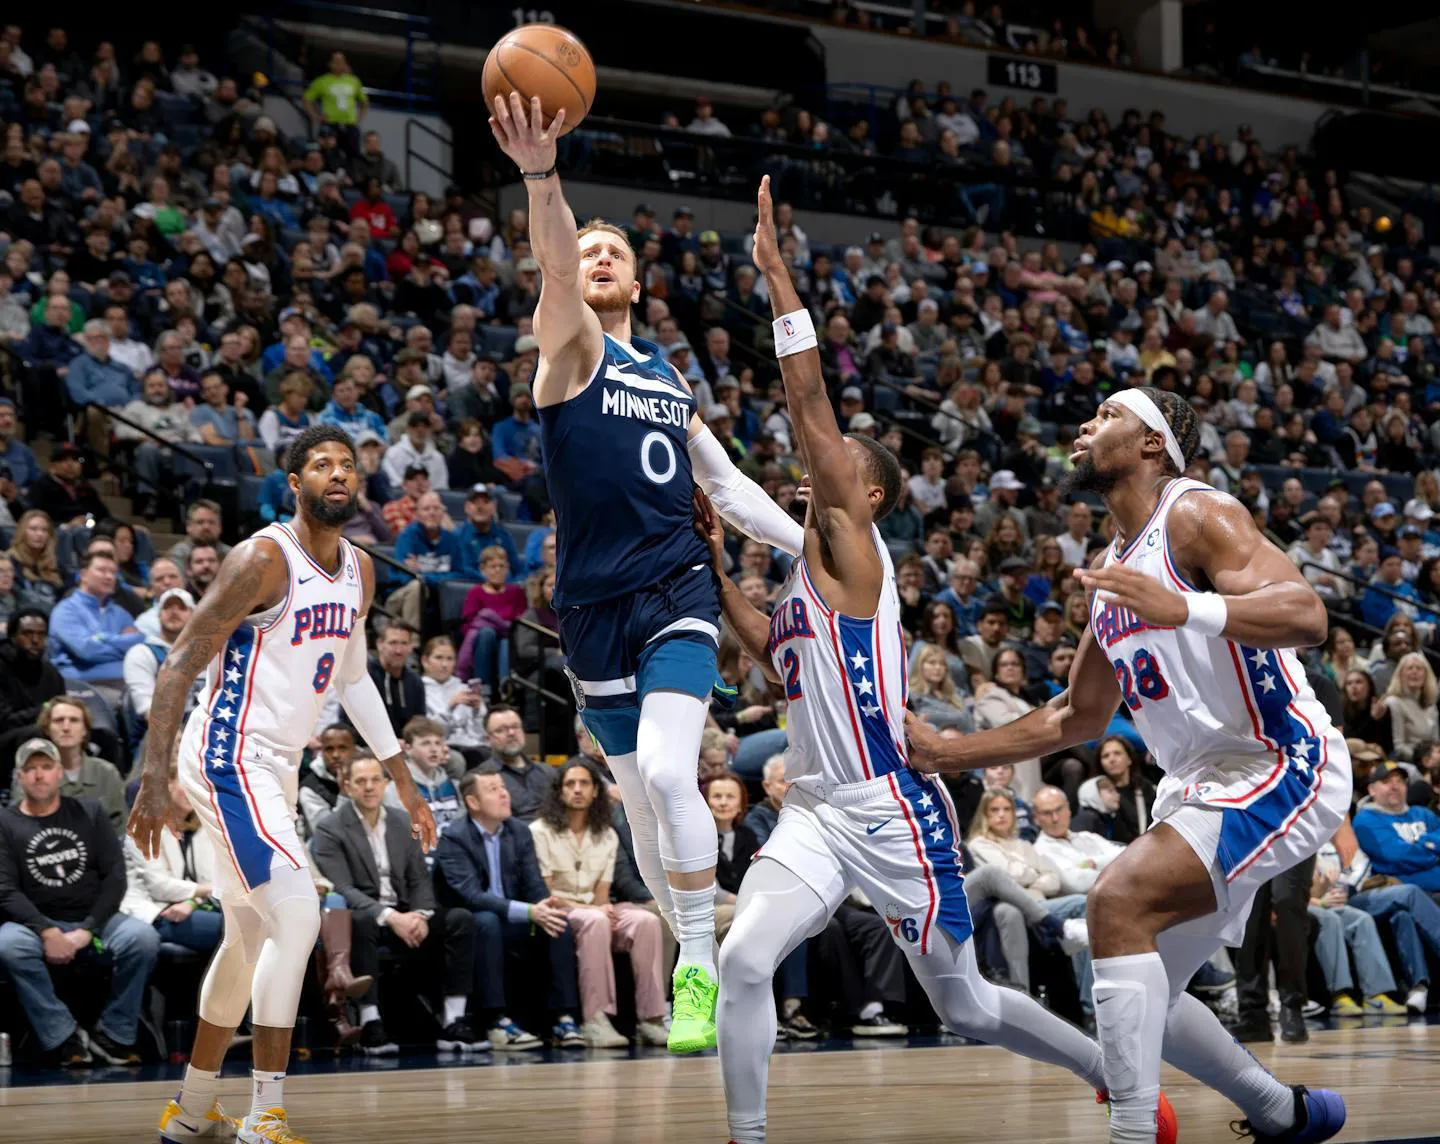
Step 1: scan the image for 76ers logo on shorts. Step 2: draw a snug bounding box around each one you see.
[782,316,795,337]
[885,902,920,944]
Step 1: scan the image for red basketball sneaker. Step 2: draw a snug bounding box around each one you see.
[1096,1089,1180,1144]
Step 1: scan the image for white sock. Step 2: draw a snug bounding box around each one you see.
[1093,953,1169,1144]
[443,995,467,1026]
[358,1004,381,1026]
[858,1001,884,1021]
[672,885,718,973]
[1163,993,1295,1133]
[177,1064,218,1118]
[251,1070,284,1117]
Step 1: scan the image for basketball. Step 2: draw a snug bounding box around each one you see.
[482,24,595,136]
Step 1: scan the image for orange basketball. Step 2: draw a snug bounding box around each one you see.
[482,24,595,137]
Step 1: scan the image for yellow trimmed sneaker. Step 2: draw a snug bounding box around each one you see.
[1365,993,1407,1015]
[237,1109,307,1143]
[159,1098,235,1141]
[669,964,718,1054]
[1329,992,1363,1017]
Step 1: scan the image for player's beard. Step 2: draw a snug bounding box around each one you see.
[1062,453,1119,497]
[304,486,360,526]
[584,281,631,314]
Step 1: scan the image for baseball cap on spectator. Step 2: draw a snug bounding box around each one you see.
[1368,761,1406,784]
[1366,245,1384,258]
[1401,526,1422,540]
[866,232,884,245]
[515,258,539,272]
[705,403,732,423]
[108,270,132,286]
[394,348,425,368]
[15,737,59,769]
[404,463,430,479]
[674,206,695,219]
[1017,416,1042,436]
[1038,599,1064,615]
[279,306,305,325]
[514,335,539,354]
[865,274,886,289]
[990,470,1025,492]
[1404,500,1434,521]
[840,386,865,402]
[254,116,277,134]
[699,230,720,245]
[1134,260,1154,273]
[52,443,83,462]
[1075,252,1095,266]
[1105,260,1126,273]
[202,197,223,212]
[1371,502,1397,520]
[405,384,434,401]
[634,202,655,216]
[67,119,91,135]
[159,587,197,609]
[715,376,740,393]
[1379,545,1400,562]
[849,413,877,431]
[469,483,494,499]
[510,382,532,400]
[662,339,692,358]
[997,555,1032,574]
[354,430,384,447]
[970,263,990,277]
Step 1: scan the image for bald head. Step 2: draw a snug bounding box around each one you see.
[1032,785,1071,839]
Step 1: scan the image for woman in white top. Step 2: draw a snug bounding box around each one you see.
[121,767,222,953]
[421,635,488,768]
[973,648,1043,800]
[529,761,668,1049]
[1383,651,1440,761]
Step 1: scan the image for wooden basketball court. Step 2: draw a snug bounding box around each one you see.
[3,1023,1436,1143]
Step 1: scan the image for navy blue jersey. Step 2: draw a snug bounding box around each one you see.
[541,333,709,608]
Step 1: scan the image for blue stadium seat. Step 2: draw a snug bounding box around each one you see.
[439,579,482,628]
[238,475,264,516]
[438,489,468,519]
[495,489,521,520]
[885,538,917,562]
[481,326,518,361]
[154,90,195,125]
[509,521,541,552]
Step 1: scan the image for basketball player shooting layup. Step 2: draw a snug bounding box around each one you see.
[129,426,438,1144]
[701,176,1157,1144]
[907,388,1350,1144]
[488,93,803,1054]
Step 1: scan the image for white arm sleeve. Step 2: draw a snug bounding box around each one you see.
[338,621,402,762]
[689,425,804,557]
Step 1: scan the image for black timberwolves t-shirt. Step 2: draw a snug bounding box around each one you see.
[0,798,123,929]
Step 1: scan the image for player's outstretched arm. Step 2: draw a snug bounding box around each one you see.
[489,93,599,400]
[1075,491,1329,650]
[751,176,869,533]
[908,625,1121,774]
[338,551,437,851]
[696,490,780,684]
[126,539,286,859]
[688,421,804,557]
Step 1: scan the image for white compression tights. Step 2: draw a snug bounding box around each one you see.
[198,862,321,1030]
[718,858,1106,1144]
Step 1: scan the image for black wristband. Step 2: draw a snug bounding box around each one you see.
[521,165,557,181]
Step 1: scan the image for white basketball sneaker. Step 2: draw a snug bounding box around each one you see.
[236,1109,307,1143]
[159,1098,235,1141]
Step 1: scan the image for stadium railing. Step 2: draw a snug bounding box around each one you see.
[1295,558,1440,669]
[350,539,421,624]
[505,615,572,760]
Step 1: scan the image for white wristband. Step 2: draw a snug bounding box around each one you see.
[772,309,817,358]
[1185,592,1228,638]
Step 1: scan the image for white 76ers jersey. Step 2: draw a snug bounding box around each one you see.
[768,529,911,792]
[1090,478,1348,816]
[199,522,364,755]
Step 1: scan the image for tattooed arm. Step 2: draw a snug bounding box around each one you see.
[126,538,288,859]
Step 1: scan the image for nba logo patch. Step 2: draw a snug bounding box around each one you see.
[782,317,795,337]
[1146,528,1161,548]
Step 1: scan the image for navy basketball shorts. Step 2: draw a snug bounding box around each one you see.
[560,562,721,757]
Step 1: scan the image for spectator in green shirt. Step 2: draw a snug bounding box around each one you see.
[304,51,367,156]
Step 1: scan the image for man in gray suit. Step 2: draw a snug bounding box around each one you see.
[313,756,483,1056]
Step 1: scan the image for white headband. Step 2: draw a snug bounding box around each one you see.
[1106,389,1186,473]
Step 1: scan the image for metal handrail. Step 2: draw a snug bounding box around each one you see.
[404,117,454,191]
[89,403,215,473]
[1296,558,1430,609]
[352,539,419,582]
[872,410,947,454]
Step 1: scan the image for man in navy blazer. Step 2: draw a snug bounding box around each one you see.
[434,765,584,1049]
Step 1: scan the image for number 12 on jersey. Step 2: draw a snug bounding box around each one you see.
[1112,648,1169,710]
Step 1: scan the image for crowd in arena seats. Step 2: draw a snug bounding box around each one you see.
[1,22,1439,1067]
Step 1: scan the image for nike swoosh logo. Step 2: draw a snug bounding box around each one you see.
[866,819,891,835]
[298,575,315,585]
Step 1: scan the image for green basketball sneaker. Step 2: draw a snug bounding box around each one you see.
[668,963,718,1054]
